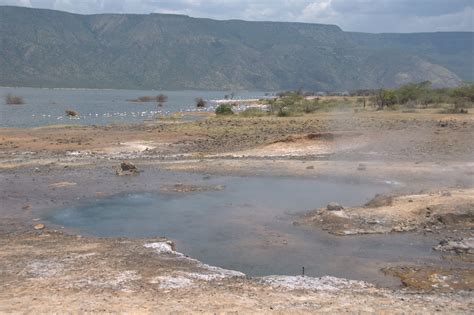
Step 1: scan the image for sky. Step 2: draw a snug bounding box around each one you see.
[1,0,473,33]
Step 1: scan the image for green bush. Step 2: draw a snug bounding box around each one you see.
[215,104,234,115]
[395,81,431,104]
[375,89,397,109]
[276,109,294,117]
[452,84,474,102]
[267,92,321,116]
[239,108,267,117]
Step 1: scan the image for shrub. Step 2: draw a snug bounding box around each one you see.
[395,81,431,104]
[156,94,168,107]
[240,108,267,117]
[65,110,79,117]
[195,97,207,108]
[215,104,234,115]
[5,93,24,105]
[452,84,474,102]
[277,109,294,117]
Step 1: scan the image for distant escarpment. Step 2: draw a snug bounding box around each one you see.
[0,6,471,90]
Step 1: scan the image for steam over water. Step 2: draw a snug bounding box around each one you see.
[48,176,442,287]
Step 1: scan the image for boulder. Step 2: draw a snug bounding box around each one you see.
[327,202,344,211]
[116,161,139,176]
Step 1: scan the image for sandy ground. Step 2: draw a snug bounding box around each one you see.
[1,109,473,312]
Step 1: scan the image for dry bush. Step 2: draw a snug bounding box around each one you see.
[5,93,24,105]
[195,97,207,108]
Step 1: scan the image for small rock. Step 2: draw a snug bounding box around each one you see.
[327,202,344,211]
[34,223,45,230]
[366,219,381,225]
[120,161,138,171]
[116,161,139,176]
[48,181,77,188]
[357,163,367,171]
[306,165,315,170]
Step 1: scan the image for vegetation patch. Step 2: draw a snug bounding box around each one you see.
[215,104,234,115]
[128,94,168,106]
[359,82,474,111]
[239,108,268,117]
[262,82,474,116]
[5,93,24,105]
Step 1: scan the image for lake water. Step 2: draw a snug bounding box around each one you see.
[47,176,442,287]
[0,87,271,127]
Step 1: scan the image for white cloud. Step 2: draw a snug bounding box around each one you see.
[1,0,473,33]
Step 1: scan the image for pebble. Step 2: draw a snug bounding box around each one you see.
[34,223,45,230]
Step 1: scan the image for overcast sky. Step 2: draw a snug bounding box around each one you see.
[1,0,473,33]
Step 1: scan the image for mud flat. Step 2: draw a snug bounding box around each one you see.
[0,110,473,312]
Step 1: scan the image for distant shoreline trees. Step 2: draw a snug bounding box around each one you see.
[128,94,168,106]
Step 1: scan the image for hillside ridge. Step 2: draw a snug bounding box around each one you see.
[0,6,471,90]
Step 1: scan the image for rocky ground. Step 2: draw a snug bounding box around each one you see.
[299,189,474,236]
[0,231,472,313]
[0,109,473,312]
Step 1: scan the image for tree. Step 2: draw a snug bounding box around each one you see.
[395,81,432,105]
[156,94,168,107]
[452,84,474,102]
[375,89,397,109]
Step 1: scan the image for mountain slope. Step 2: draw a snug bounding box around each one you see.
[348,32,474,83]
[0,6,470,90]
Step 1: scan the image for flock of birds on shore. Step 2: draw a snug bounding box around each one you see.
[22,100,264,123]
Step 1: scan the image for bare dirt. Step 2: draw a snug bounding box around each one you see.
[1,109,473,312]
[1,231,472,313]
